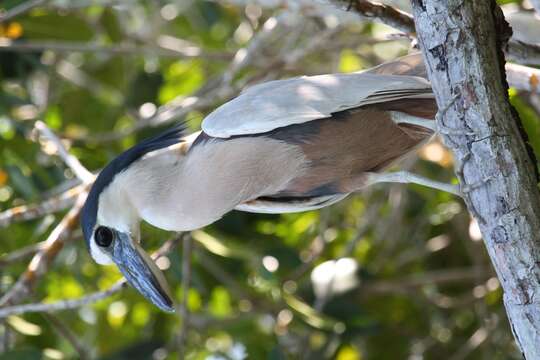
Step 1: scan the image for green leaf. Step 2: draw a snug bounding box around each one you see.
[209,286,232,318]
[18,14,94,41]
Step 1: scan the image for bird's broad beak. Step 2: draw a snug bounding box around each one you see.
[111,233,175,312]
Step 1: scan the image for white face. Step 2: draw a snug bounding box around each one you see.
[88,225,121,264]
[89,228,114,265]
[89,224,141,265]
[90,183,140,264]
[89,224,139,265]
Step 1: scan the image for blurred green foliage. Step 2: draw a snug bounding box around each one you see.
[0,0,538,359]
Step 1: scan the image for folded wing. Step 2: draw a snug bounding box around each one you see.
[202,71,433,138]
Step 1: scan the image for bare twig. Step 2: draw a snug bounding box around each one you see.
[361,267,494,295]
[34,121,94,184]
[177,235,192,359]
[55,60,124,106]
[0,39,231,60]
[156,35,231,60]
[448,327,489,360]
[0,184,84,228]
[0,281,126,318]
[506,40,540,66]
[339,0,415,34]
[155,234,185,259]
[0,242,45,267]
[0,0,46,23]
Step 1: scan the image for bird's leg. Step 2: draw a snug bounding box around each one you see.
[389,110,475,136]
[389,111,436,131]
[366,171,462,196]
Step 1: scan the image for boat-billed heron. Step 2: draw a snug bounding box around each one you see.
[81,54,458,311]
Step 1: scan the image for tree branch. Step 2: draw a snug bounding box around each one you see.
[0,242,45,268]
[411,1,540,359]
[332,0,540,67]
[343,0,415,34]
[0,0,46,23]
[0,184,83,228]
[34,121,94,184]
[506,40,540,67]
[0,281,126,318]
[362,267,493,295]
[0,39,231,60]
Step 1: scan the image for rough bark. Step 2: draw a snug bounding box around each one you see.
[411,1,540,358]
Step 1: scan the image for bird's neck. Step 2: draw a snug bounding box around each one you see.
[112,136,305,231]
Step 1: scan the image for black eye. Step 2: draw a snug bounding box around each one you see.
[95,226,114,247]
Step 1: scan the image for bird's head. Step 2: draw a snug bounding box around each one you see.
[81,126,186,312]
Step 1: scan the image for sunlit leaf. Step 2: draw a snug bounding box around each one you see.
[336,345,362,360]
[339,49,363,73]
[7,316,41,336]
[158,60,204,104]
[209,286,232,318]
[283,294,336,330]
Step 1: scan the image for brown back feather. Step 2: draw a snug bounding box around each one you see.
[268,99,436,196]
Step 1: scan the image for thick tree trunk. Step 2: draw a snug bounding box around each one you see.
[411,1,540,359]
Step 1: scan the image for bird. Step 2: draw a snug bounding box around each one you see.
[81,53,459,311]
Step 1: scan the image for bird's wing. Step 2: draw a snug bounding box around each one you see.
[202,72,432,138]
[234,194,349,214]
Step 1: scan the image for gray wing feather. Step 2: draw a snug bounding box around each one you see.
[202,73,432,138]
[234,194,349,214]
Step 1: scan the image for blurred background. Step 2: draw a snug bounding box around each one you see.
[1,0,540,359]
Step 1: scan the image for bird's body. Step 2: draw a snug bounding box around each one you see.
[81,54,448,311]
[112,99,436,234]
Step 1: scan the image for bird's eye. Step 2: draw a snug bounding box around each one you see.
[95,226,114,247]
